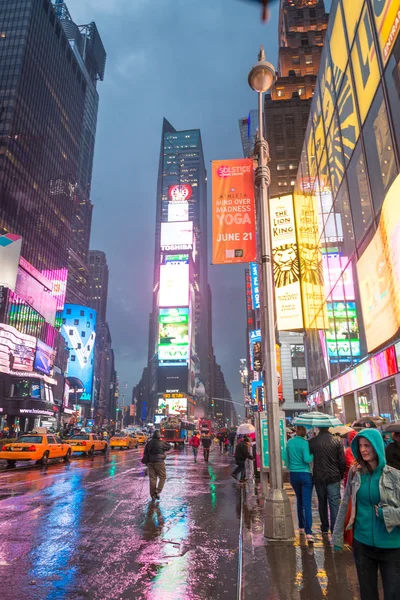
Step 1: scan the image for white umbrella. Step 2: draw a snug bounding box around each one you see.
[237,423,256,435]
[293,411,342,428]
[329,425,354,435]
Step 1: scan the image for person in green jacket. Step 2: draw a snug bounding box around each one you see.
[286,425,314,542]
[333,429,400,600]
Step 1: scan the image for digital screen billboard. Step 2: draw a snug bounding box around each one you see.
[168,202,189,222]
[168,184,192,202]
[158,396,188,415]
[158,365,188,393]
[61,304,97,403]
[41,268,68,311]
[160,221,193,251]
[159,263,189,307]
[0,233,22,291]
[0,323,36,374]
[357,174,400,351]
[15,266,57,325]
[249,329,261,371]
[158,308,189,364]
[323,254,355,301]
[250,262,260,310]
[34,340,56,375]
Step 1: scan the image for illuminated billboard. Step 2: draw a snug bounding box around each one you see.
[294,192,327,329]
[34,340,56,375]
[158,396,188,415]
[211,159,257,264]
[326,302,360,363]
[41,268,68,311]
[0,233,22,291]
[249,329,261,371]
[158,308,189,364]
[357,174,400,351]
[371,0,400,65]
[323,255,355,301]
[61,304,97,402]
[0,323,36,374]
[158,365,188,393]
[168,201,189,222]
[160,221,193,251]
[159,263,189,307]
[168,184,192,202]
[15,265,57,326]
[162,254,189,266]
[250,262,260,310]
[270,194,303,330]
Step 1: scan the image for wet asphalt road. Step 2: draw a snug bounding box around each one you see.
[0,447,240,600]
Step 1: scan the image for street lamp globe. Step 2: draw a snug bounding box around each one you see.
[248,46,277,93]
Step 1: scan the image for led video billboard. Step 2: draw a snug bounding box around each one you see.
[158,365,188,393]
[158,308,189,364]
[168,202,189,222]
[34,340,56,375]
[160,221,193,251]
[0,323,36,374]
[159,263,189,307]
[61,305,97,402]
[41,268,68,311]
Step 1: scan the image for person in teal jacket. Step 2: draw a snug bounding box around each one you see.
[332,429,400,600]
[286,425,314,542]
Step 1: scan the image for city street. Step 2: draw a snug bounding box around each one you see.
[0,447,361,600]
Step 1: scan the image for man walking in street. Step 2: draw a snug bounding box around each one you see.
[231,435,254,483]
[143,431,172,501]
[309,427,345,536]
[189,431,201,462]
[201,435,212,462]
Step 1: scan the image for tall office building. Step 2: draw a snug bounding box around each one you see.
[297,0,400,423]
[88,250,109,324]
[264,0,329,198]
[0,0,86,272]
[53,1,106,305]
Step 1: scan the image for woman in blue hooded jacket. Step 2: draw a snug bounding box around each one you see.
[332,429,400,600]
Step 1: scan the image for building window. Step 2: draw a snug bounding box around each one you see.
[277,88,284,97]
[74,319,79,326]
[347,140,373,244]
[69,329,73,335]
[291,345,306,380]
[384,37,400,159]
[81,331,86,338]
[71,355,76,362]
[294,389,307,403]
[298,87,305,96]
[66,308,71,315]
[363,86,397,214]
[305,55,313,65]
[80,310,84,317]
[292,55,300,65]
[357,387,374,416]
[277,163,286,171]
[376,378,400,422]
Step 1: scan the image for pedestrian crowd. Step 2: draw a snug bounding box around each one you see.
[286,424,400,600]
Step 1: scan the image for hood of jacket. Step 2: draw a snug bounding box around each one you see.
[351,428,386,470]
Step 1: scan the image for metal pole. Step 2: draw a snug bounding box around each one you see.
[254,85,294,541]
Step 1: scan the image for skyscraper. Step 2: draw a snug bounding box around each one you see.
[264,0,329,198]
[88,250,109,324]
[0,0,87,272]
[53,1,106,305]
[143,118,213,421]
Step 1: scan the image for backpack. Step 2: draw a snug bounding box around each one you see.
[141,443,150,464]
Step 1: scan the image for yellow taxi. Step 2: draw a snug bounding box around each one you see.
[0,433,72,467]
[135,431,148,444]
[66,433,108,456]
[110,432,138,450]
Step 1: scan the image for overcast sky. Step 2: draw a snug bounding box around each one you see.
[65,0,282,412]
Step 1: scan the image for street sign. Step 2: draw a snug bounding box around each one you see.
[260,411,286,469]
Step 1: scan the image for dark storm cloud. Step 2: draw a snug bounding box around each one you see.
[66,0,279,413]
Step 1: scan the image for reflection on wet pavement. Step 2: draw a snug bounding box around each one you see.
[0,447,364,600]
[0,447,240,600]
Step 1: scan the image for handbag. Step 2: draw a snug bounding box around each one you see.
[343,495,354,547]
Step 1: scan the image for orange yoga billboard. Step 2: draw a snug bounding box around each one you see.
[211,159,257,264]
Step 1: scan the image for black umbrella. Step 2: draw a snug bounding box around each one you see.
[383,422,400,433]
[352,416,385,428]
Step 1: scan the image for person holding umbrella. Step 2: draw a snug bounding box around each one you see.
[294,412,345,537]
[286,425,314,542]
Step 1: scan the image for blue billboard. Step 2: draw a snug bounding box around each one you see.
[250,262,260,310]
[61,304,97,403]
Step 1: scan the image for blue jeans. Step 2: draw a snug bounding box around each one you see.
[290,472,313,535]
[314,480,341,534]
[192,447,198,461]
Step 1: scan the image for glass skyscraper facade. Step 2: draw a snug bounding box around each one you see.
[297,0,400,422]
[0,0,86,271]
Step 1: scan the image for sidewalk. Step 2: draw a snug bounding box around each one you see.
[241,478,362,600]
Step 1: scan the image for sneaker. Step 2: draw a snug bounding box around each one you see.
[306,534,314,543]
[299,529,305,535]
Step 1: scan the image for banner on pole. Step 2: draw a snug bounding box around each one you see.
[211,159,256,264]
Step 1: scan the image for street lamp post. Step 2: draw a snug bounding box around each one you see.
[248,46,294,541]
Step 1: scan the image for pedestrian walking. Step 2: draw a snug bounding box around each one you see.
[189,431,201,462]
[231,435,254,483]
[333,429,400,600]
[385,431,400,470]
[142,431,171,501]
[309,426,345,536]
[218,434,224,454]
[344,430,357,487]
[228,431,236,455]
[224,436,229,454]
[201,435,212,462]
[286,425,314,542]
